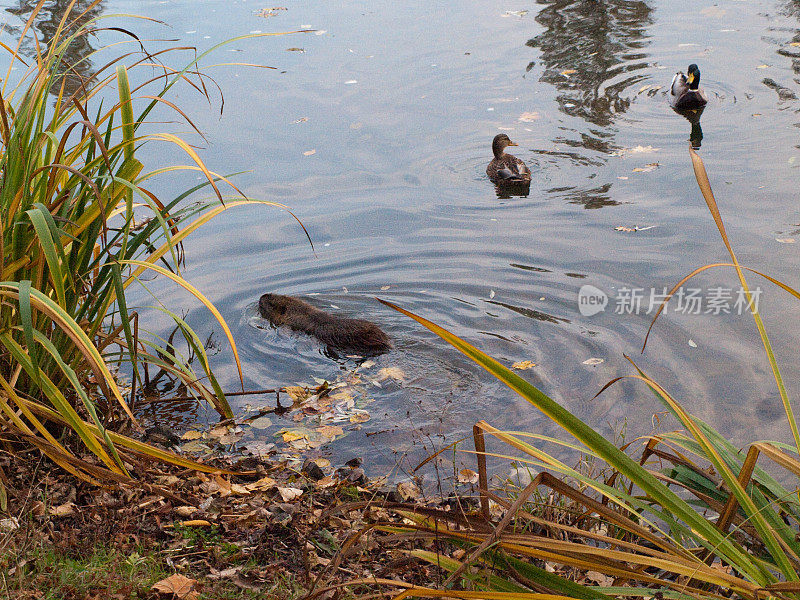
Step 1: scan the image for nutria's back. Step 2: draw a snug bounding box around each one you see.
[259,293,391,355]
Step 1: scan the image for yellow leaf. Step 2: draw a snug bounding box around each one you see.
[512,360,536,370]
[285,386,310,401]
[560,69,577,76]
[283,431,306,443]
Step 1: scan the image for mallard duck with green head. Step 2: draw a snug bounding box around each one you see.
[487,134,531,184]
[670,63,708,110]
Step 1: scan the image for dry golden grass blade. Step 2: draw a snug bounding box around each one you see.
[688,147,800,456]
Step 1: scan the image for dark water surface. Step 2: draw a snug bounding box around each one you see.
[4,0,800,481]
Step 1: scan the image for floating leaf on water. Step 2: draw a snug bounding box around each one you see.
[615,226,636,232]
[688,339,698,348]
[282,431,307,443]
[360,359,376,369]
[219,432,244,445]
[512,360,536,370]
[303,149,316,156]
[181,430,202,440]
[314,29,327,35]
[286,47,305,52]
[582,358,604,366]
[792,42,800,47]
[458,468,479,484]
[632,162,660,172]
[380,285,391,291]
[776,238,796,243]
[314,458,331,468]
[316,425,344,440]
[242,441,274,456]
[344,79,357,85]
[501,9,528,17]
[350,411,370,424]
[249,416,273,430]
[489,289,496,298]
[518,111,540,122]
[612,145,660,156]
[291,117,308,124]
[757,64,769,69]
[181,440,211,453]
[208,425,229,438]
[376,367,405,382]
[285,386,311,401]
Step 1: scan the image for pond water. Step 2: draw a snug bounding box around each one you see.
[3,0,800,483]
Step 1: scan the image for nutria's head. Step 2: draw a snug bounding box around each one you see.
[492,133,518,158]
[259,293,290,324]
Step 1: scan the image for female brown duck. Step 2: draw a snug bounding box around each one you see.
[486,134,531,184]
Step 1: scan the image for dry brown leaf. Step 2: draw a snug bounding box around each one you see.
[458,469,479,484]
[174,506,196,517]
[245,476,276,492]
[316,425,344,439]
[152,573,198,598]
[397,481,421,501]
[180,430,202,440]
[350,412,370,424]
[316,476,336,489]
[284,386,310,401]
[278,487,303,502]
[560,69,577,76]
[512,360,536,370]
[49,502,76,517]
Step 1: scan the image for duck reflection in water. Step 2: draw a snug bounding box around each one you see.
[672,105,705,149]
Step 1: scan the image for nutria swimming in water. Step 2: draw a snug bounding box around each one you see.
[259,293,392,355]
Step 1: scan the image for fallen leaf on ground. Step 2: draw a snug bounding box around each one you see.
[582,358,604,366]
[49,502,76,517]
[180,430,202,440]
[278,487,303,502]
[152,574,198,598]
[560,69,577,76]
[397,481,421,501]
[512,360,536,370]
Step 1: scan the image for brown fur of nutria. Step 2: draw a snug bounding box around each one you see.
[259,293,392,355]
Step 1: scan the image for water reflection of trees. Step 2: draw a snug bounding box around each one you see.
[5,1,104,96]
[527,0,653,128]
